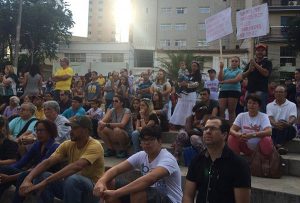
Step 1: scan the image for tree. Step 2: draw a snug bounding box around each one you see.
[157,52,206,81]
[0,0,74,67]
[286,16,300,55]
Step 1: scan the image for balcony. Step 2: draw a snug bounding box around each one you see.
[259,26,288,43]
[264,0,300,11]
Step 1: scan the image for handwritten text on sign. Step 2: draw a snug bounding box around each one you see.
[205,7,233,43]
[236,3,269,40]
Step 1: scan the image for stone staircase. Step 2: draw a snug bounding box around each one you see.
[1,132,300,203]
[101,132,300,203]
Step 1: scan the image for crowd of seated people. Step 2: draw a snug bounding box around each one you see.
[0,50,299,202]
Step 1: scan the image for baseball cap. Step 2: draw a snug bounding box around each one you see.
[65,116,93,131]
[207,69,216,74]
[255,43,267,50]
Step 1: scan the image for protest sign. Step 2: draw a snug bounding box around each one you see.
[236,3,269,40]
[205,7,233,43]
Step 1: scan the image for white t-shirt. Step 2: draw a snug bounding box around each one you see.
[267,99,297,122]
[127,149,182,203]
[233,112,271,150]
[204,79,219,101]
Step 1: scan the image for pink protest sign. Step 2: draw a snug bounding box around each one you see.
[236,3,269,40]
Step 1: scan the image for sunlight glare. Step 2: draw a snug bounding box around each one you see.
[114,0,132,42]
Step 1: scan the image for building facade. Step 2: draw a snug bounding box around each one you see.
[87,0,116,42]
[260,0,300,80]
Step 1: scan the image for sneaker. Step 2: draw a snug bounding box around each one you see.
[277,147,288,155]
[116,150,128,158]
[104,149,116,157]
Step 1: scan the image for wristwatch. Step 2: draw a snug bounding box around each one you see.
[252,133,257,138]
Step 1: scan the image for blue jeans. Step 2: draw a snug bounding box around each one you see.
[0,166,23,199]
[131,130,141,153]
[34,172,99,203]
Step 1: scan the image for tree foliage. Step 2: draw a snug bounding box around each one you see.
[157,52,206,81]
[0,0,74,66]
[286,16,300,55]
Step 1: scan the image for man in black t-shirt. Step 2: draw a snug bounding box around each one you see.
[183,117,251,203]
[198,88,219,116]
[243,43,272,113]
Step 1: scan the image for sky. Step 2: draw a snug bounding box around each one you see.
[66,0,130,41]
[66,0,88,37]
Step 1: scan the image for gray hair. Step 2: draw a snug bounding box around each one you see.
[22,102,36,115]
[43,100,60,113]
[10,96,20,105]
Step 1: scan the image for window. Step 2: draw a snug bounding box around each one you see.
[160,40,171,48]
[161,7,172,14]
[64,53,86,62]
[280,46,296,66]
[197,40,210,47]
[198,23,205,30]
[101,53,124,62]
[176,7,187,14]
[160,24,172,31]
[199,7,210,14]
[174,40,186,47]
[174,23,187,31]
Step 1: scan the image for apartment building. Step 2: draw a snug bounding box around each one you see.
[130,0,248,71]
[259,0,300,80]
[87,0,116,42]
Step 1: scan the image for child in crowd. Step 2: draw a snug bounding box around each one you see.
[176,61,190,96]
[87,99,105,138]
[204,69,219,101]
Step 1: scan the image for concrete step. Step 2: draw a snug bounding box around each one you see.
[285,138,300,154]
[103,157,300,203]
[282,153,300,177]
[161,132,300,155]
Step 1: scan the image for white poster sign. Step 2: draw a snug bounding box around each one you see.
[236,3,269,40]
[205,7,233,43]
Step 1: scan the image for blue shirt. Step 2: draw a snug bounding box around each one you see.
[9,116,38,139]
[137,80,153,99]
[11,139,59,169]
[220,67,242,92]
[62,106,86,119]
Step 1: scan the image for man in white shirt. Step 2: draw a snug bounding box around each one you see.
[204,69,219,101]
[93,125,183,203]
[267,85,297,154]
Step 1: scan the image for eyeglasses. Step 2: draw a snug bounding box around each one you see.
[203,126,221,132]
[113,100,120,103]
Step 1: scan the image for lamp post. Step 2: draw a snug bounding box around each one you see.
[13,0,23,70]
